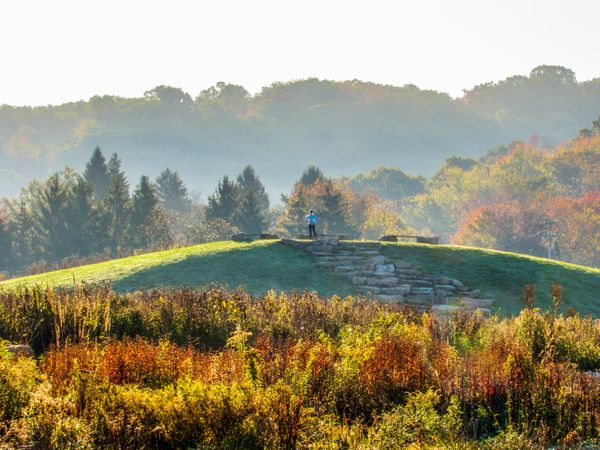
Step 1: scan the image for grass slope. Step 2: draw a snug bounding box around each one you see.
[381,242,600,316]
[0,240,352,297]
[1,240,599,316]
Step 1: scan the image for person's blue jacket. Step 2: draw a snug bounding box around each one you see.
[305,213,319,225]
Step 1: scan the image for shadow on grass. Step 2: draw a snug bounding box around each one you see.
[381,243,600,317]
[113,243,353,297]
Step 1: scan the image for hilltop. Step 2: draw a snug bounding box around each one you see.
[2,239,599,317]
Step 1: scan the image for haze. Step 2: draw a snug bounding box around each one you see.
[2,0,600,106]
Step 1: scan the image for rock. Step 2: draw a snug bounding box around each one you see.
[449,278,465,289]
[366,277,399,287]
[435,276,452,285]
[410,287,435,295]
[431,304,464,314]
[381,285,411,295]
[364,255,386,266]
[407,280,434,288]
[357,286,381,295]
[334,266,356,273]
[352,276,367,285]
[434,284,456,292]
[374,263,396,274]
[396,269,420,276]
[464,289,482,298]
[458,298,493,308]
[404,294,436,304]
[376,294,404,303]
[378,235,398,242]
[5,344,34,357]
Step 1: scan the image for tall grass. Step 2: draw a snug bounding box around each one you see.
[0,285,598,448]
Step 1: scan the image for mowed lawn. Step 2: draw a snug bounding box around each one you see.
[381,242,600,316]
[0,240,353,297]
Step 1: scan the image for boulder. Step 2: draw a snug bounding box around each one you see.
[231,233,255,242]
[374,263,396,274]
[352,276,367,285]
[378,235,398,242]
[364,255,386,266]
[449,278,465,289]
[376,294,404,303]
[458,298,493,308]
[5,344,34,357]
[366,277,399,287]
[260,233,279,240]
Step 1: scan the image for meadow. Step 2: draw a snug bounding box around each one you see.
[0,284,599,449]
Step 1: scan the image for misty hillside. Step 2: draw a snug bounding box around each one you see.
[1,65,599,199]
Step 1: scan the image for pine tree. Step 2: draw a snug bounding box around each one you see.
[6,199,37,269]
[104,153,130,255]
[156,168,191,212]
[236,165,269,213]
[234,189,267,233]
[33,173,73,260]
[129,175,170,249]
[83,146,110,200]
[206,176,239,222]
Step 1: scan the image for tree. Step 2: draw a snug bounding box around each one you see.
[156,168,191,212]
[129,176,170,249]
[32,172,76,260]
[319,179,357,235]
[299,166,324,186]
[234,189,268,233]
[66,176,102,256]
[144,85,194,107]
[237,165,269,212]
[83,146,110,200]
[0,209,10,271]
[104,154,130,255]
[206,176,239,222]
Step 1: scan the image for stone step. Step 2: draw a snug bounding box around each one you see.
[404,294,436,304]
[316,261,341,268]
[355,250,381,257]
[357,285,381,295]
[334,266,356,273]
[375,294,405,303]
[434,284,456,292]
[407,280,435,288]
[334,256,363,262]
[381,285,411,295]
[411,287,435,294]
[396,269,422,276]
[365,277,400,287]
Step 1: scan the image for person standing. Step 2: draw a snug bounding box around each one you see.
[305,209,319,239]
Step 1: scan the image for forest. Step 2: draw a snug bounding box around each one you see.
[1,65,600,200]
[1,112,599,278]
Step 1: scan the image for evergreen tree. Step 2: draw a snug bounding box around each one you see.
[66,177,102,256]
[129,175,170,249]
[0,211,9,271]
[83,146,110,200]
[299,166,324,186]
[234,189,267,233]
[206,176,239,222]
[156,168,191,212]
[6,199,37,269]
[236,165,269,213]
[33,173,74,260]
[104,153,130,255]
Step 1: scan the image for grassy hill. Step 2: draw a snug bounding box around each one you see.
[1,240,599,316]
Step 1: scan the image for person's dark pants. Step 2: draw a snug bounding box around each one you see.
[308,224,317,239]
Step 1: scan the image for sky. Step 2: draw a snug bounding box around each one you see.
[1,0,599,106]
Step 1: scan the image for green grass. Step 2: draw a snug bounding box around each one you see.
[0,240,353,297]
[380,242,600,316]
[2,240,599,317]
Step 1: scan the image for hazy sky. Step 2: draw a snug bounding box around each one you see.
[1,0,599,106]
